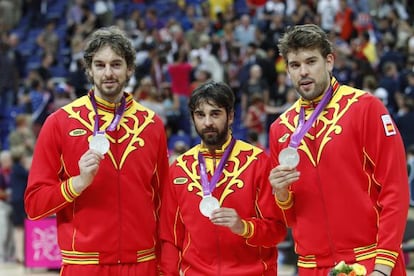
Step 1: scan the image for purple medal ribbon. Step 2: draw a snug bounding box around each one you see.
[198,138,236,196]
[89,91,126,135]
[289,87,333,148]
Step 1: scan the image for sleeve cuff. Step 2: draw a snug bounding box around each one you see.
[61,178,80,202]
[275,191,294,210]
[239,219,254,239]
[375,248,398,268]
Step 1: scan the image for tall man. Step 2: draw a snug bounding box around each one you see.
[160,81,286,275]
[25,26,169,276]
[268,24,409,276]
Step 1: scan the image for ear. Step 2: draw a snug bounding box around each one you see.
[86,69,93,79]
[228,110,235,126]
[127,67,134,79]
[326,53,335,74]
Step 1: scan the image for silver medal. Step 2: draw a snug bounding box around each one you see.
[199,195,220,218]
[278,147,300,167]
[89,133,110,154]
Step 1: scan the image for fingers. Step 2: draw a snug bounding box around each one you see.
[79,150,104,168]
[210,208,237,225]
[269,165,300,191]
[78,149,104,184]
[210,208,244,234]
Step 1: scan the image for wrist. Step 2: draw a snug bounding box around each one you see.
[275,190,293,210]
[372,269,388,276]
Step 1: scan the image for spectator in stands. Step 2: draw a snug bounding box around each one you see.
[9,145,31,264]
[36,18,59,57]
[178,4,198,32]
[243,93,266,147]
[208,0,233,22]
[0,149,13,263]
[290,0,314,26]
[185,17,208,50]
[132,75,155,101]
[240,64,269,121]
[67,2,97,39]
[35,52,55,83]
[377,32,405,76]
[160,82,180,136]
[51,81,77,110]
[28,78,53,137]
[233,14,256,48]
[167,50,193,136]
[7,114,35,156]
[395,76,414,149]
[0,39,19,149]
[265,86,298,125]
[137,83,167,126]
[0,0,17,32]
[257,0,286,32]
[378,61,401,116]
[5,32,26,79]
[317,0,339,33]
[144,7,164,30]
[190,65,212,92]
[66,0,86,28]
[167,139,189,165]
[197,34,224,82]
[93,0,114,28]
[334,0,357,42]
[352,30,379,69]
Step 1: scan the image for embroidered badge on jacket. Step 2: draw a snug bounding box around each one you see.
[381,114,396,136]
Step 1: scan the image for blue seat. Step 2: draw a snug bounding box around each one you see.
[168,133,192,150]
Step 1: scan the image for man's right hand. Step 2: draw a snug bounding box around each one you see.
[72,149,104,194]
[269,165,300,202]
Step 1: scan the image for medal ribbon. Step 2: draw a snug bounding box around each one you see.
[289,86,333,148]
[89,91,126,135]
[198,138,236,197]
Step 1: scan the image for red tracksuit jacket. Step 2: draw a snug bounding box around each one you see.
[160,137,287,275]
[269,77,409,275]
[25,91,169,270]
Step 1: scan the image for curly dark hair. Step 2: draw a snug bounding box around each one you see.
[188,81,235,117]
[83,26,136,82]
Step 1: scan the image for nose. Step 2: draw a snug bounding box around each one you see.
[299,64,309,76]
[104,65,114,77]
[203,115,214,126]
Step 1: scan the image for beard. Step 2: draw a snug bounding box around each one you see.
[296,75,330,101]
[94,81,123,98]
[196,123,230,148]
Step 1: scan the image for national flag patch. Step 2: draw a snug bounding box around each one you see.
[381,114,396,136]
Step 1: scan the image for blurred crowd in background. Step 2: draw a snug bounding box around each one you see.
[0,0,414,265]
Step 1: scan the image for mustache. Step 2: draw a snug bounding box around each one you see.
[299,77,314,84]
[202,128,217,134]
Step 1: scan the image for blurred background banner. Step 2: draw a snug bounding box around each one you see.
[24,217,61,269]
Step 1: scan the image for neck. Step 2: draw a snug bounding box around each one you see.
[206,135,232,154]
[95,91,124,104]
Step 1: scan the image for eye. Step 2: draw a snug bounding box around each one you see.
[95,63,105,69]
[194,111,204,119]
[289,63,299,69]
[211,111,222,118]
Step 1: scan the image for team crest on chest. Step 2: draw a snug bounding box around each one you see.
[176,143,261,204]
[279,88,364,166]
